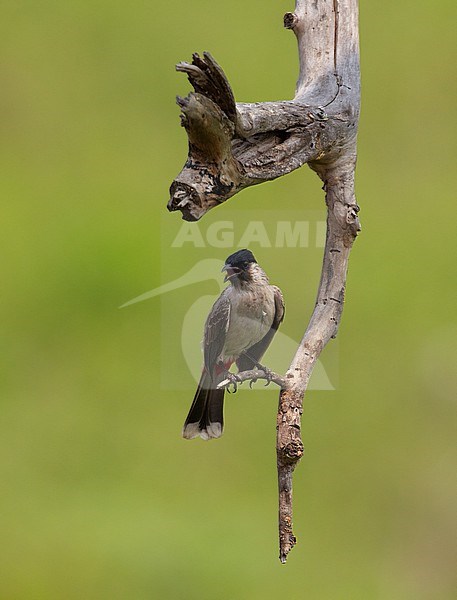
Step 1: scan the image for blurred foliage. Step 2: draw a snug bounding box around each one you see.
[1,1,456,598]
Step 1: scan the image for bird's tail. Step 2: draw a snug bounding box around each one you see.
[182,370,225,440]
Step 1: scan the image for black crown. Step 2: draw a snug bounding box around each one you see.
[225,249,257,266]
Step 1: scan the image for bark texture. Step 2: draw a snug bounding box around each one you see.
[167,0,360,563]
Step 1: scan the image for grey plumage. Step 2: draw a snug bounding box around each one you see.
[183,249,284,440]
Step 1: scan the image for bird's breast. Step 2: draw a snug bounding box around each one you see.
[222,286,275,359]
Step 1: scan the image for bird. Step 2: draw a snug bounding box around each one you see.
[182,248,285,440]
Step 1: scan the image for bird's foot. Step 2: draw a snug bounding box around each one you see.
[254,362,274,386]
[225,372,241,393]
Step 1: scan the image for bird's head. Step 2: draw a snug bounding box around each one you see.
[221,248,258,285]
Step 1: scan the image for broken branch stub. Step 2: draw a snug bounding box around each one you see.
[167,51,352,221]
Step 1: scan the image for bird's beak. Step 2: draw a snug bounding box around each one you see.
[221,264,241,282]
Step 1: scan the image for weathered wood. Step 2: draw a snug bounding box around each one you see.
[275,0,360,563]
[167,0,361,563]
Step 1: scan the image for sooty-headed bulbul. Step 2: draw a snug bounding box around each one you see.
[183,249,285,440]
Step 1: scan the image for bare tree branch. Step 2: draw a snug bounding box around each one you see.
[167,51,347,221]
[167,0,361,563]
[275,0,360,563]
[277,157,360,562]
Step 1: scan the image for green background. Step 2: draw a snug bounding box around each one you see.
[1,1,456,598]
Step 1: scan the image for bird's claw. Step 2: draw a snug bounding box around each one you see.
[254,362,273,386]
[225,372,241,393]
[249,377,258,389]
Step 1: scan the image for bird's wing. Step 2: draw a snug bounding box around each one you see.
[203,290,231,373]
[236,285,285,372]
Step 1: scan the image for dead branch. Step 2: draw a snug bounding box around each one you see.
[167,0,360,563]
